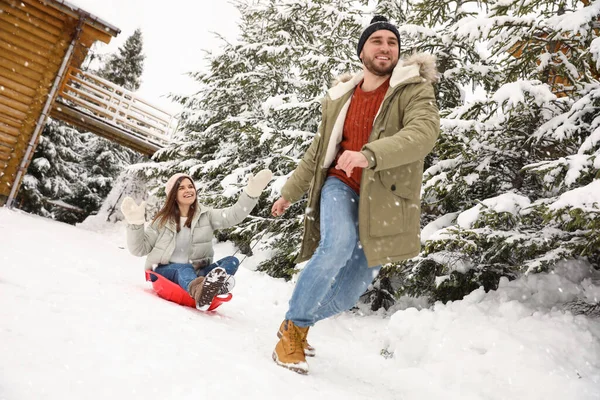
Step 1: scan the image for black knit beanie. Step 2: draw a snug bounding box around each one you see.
[356,16,401,60]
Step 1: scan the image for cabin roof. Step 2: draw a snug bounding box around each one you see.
[45,0,121,38]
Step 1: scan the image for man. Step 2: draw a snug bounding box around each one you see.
[270,16,440,374]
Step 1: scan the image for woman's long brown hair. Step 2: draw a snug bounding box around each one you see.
[153,176,198,232]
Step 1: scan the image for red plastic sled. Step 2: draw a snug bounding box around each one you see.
[145,270,232,311]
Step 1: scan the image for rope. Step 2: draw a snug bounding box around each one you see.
[230,222,272,267]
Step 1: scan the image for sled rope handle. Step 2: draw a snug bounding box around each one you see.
[230,223,271,267]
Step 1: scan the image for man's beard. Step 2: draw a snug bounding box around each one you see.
[363,56,397,76]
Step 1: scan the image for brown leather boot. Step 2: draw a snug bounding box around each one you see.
[277,320,316,357]
[272,320,309,374]
[188,276,205,304]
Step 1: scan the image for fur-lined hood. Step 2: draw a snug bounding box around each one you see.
[328,53,438,100]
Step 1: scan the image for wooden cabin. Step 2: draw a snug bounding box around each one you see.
[0,0,176,207]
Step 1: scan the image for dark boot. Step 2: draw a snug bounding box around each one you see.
[194,267,228,311]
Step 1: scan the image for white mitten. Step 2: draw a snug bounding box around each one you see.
[120,196,146,225]
[244,169,273,198]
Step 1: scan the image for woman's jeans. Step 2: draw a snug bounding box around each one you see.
[154,256,239,292]
[285,177,382,327]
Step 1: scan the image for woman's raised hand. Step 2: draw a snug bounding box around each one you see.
[120,196,147,225]
[244,169,273,198]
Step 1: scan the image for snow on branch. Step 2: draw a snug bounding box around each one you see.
[543,1,600,34]
[591,37,600,70]
[548,179,600,213]
[525,154,594,188]
[453,15,535,42]
[532,84,600,144]
[492,80,556,110]
[456,192,531,229]
[397,24,438,39]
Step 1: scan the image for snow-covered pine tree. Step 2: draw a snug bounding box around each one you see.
[394,0,600,304]
[65,134,140,221]
[96,28,145,91]
[145,0,363,278]
[18,120,86,223]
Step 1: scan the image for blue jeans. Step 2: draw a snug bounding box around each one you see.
[285,177,382,327]
[154,256,239,292]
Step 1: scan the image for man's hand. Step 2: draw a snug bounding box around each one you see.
[335,150,368,177]
[271,197,291,217]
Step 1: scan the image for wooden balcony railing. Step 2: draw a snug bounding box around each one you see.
[56,67,177,147]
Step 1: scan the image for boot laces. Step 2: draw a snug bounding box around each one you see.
[286,321,300,352]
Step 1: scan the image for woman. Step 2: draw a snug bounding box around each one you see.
[121,169,272,310]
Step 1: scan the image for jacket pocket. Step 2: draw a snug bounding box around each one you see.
[368,169,421,238]
[379,161,422,199]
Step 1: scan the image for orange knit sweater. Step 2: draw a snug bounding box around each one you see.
[327,77,390,193]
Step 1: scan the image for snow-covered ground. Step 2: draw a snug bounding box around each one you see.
[1,208,599,400]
